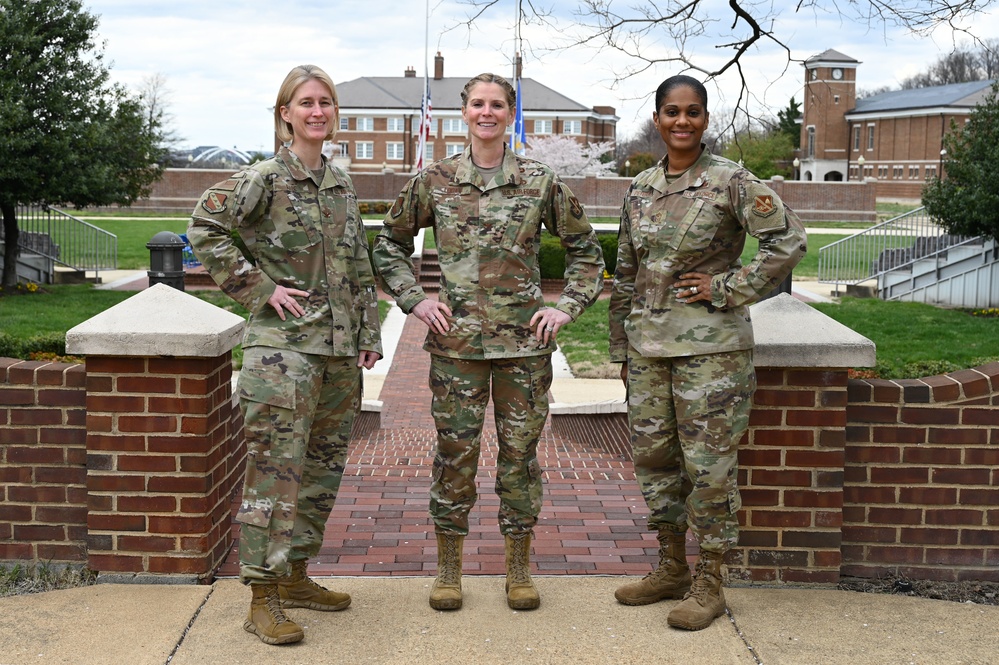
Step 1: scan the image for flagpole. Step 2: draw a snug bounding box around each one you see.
[419,0,429,170]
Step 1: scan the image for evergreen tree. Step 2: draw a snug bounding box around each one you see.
[775,97,802,146]
[0,0,164,288]
[922,82,999,243]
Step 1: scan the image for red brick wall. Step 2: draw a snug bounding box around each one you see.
[550,360,999,585]
[0,359,88,563]
[84,355,243,579]
[136,169,879,222]
[843,363,999,582]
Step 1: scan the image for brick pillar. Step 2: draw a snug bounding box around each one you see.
[727,294,875,584]
[67,283,245,582]
[731,366,849,584]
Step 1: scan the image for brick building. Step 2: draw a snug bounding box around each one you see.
[330,52,618,174]
[798,48,994,199]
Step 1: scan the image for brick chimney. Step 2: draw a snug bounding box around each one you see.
[405,66,416,78]
[434,52,444,80]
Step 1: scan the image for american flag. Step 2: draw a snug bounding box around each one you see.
[416,81,432,171]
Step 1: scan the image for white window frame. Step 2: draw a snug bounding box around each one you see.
[336,141,349,157]
[386,142,404,160]
[442,118,467,134]
[563,120,582,135]
[387,117,405,132]
[357,117,374,132]
[445,143,464,158]
[534,119,553,134]
[356,141,373,160]
[339,117,350,131]
[866,125,875,150]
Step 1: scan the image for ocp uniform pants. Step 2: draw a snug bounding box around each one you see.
[235,346,361,584]
[428,354,553,536]
[626,349,755,553]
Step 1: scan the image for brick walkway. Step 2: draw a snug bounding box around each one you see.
[216,295,688,579]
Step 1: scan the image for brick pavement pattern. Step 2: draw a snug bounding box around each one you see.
[218,285,690,578]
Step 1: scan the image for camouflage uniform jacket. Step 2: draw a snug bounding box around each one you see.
[373,146,604,360]
[188,147,382,357]
[609,148,806,361]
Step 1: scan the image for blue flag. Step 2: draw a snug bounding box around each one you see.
[510,78,526,155]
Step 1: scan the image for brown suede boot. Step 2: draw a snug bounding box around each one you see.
[667,550,727,631]
[278,560,351,611]
[244,584,305,645]
[505,532,540,610]
[615,529,692,605]
[429,532,464,610]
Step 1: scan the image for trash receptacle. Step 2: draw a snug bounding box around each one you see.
[146,231,186,291]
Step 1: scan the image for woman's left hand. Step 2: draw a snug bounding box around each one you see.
[530,307,572,345]
[673,272,712,303]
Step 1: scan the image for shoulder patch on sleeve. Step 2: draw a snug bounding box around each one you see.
[568,195,584,220]
[752,194,777,217]
[201,191,228,214]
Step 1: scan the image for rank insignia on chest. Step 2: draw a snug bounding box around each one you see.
[202,192,228,214]
[753,195,777,217]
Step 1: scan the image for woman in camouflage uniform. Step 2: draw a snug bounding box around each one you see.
[373,73,604,612]
[188,65,382,645]
[609,75,806,630]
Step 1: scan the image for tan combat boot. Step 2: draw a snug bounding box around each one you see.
[429,532,464,610]
[615,528,692,605]
[278,559,351,611]
[505,531,540,610]
[667,549,727,630]
[244,584,305,645]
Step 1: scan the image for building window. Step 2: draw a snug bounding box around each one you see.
[806,127,815,158]
[386,142,404,160]
[445,143,464,157]
[563,120,582,135]
[926,165,936,179]
[356,142,373,159]
[387,117,405,132]
[534,120,553,134]
[357,117,374,132]
[442,118,467,134]
[834,95,840,104]
[340,117,350,131]
[853,126,860,151]
[867,125,875,150]
[336,141,349,157]
[893,165,903,179]
[412,116,438,134]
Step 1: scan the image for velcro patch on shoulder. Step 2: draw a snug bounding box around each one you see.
[752,194,777,217]
[201,192,228,214]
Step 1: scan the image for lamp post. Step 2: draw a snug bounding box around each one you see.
[792,157,800,180]
[857,155,865,181]
[625,159,630,178]
[939,149,947,177]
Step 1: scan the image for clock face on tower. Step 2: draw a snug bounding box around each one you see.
[832,68,843,80]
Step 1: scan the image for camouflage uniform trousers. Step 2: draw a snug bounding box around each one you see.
[235,346,361,584]
[626,349,755,552]
[428,354,553,536]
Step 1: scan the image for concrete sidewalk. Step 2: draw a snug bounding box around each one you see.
[2,577,996,664]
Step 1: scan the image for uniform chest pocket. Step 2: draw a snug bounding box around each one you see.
[632,196,678,250]
[433,190,476,255]
[668,198,725,254]
[499,198,542,257]
[270,184,322,253]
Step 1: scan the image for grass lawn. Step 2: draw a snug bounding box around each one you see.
[556,297,999,381]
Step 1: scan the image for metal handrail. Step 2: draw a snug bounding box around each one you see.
[11,204,118,281]
[817,206,980,294]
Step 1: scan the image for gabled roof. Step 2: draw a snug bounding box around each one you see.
[335,76,592,112]
[805,49,859,64]
[850,79,995,114]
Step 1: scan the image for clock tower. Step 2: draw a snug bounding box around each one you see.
[799,49,860,181]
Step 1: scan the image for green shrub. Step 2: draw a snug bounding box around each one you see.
[538,231,617,279]
[0,331,72,361]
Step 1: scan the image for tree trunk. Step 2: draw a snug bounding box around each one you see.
[1,202,19,289]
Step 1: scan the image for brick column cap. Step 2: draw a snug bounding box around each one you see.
[750,293,875,368]
[66,283,244,357]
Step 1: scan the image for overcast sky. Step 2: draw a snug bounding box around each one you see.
[84,0,999,153]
